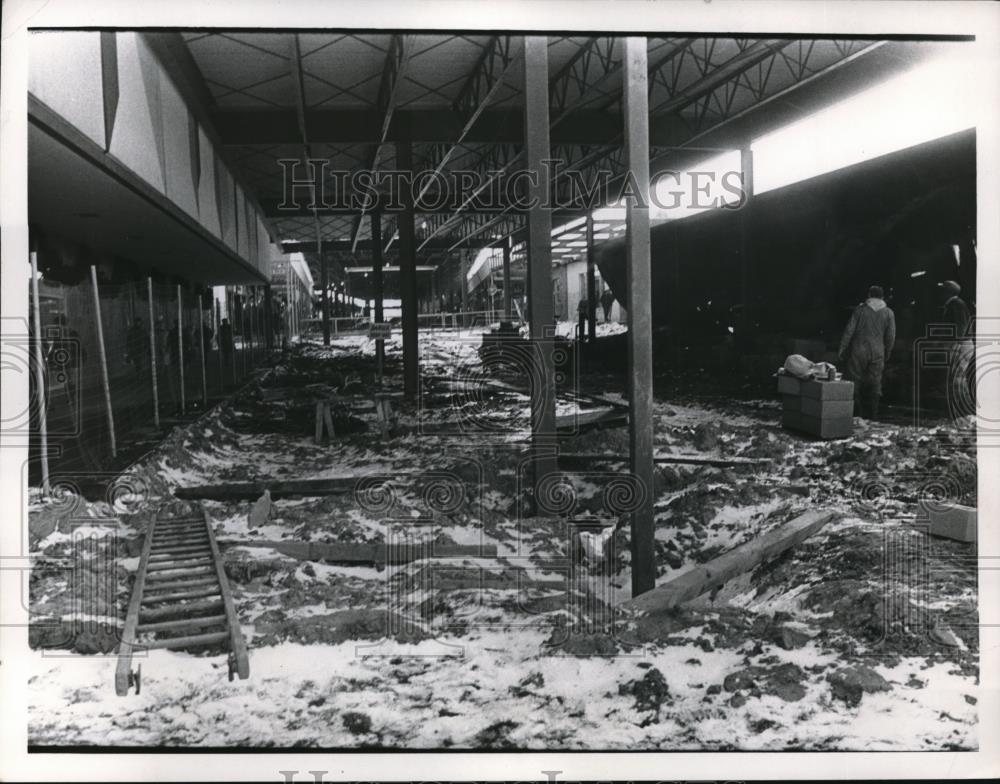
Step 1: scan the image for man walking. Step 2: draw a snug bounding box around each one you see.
[838,285,896,420]
[939,279,975,417]
[600,288,615,322]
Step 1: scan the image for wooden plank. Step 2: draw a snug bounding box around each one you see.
[141,585,221,604]
[557,452,766,468]
[314,400,324,443]
[144,565,216,582]
[556,408,629,432]
[175,477,362,500]
[151,536,209,547]
[145,630,230,650]
[115,516,158,695]
[146,557,214,572]
[202,508,250,680]
[139,597,224,622]
[623,36,655,598]
[323,403,336,440]
[149,546,212,560]
[255,540,498,564]
[141,575,219,594]
[137,614,228,634]
[624,509,839,614]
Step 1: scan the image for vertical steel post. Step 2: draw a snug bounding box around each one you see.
[264,285,273,351]
[502,239,513,320]
[249,286,257,367]
[228,291,237,383]
[147,277,160,427]
[320,247,331,345]
[371,211,385,385]
[523,35,559,487]
[624,37,655,597]
[240,287,249,374]
[198,294,207,407]
[460,252,469,327]
[90,265,117,457]
[739,146,755,340]
[176,284,186,415]
[215,296,223,393]
[396,139,419,398]
[586,212,597,343]
[30,251,50,492]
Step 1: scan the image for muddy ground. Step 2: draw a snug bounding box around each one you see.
[26,326,978,749]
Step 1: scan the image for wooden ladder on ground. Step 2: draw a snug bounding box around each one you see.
[115,507,249,695]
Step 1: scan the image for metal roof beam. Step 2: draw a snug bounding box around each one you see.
[349,34,414,251]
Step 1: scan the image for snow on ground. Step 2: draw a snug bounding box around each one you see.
[26,329,979,749]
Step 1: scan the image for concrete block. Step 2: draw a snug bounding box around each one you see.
[801,378,854,401]
[783,410,853,439]
[801,397,853,419]
[781,394,802,412]
[801,414,853,439]
[925,503,977,543]
[777,375,802,395]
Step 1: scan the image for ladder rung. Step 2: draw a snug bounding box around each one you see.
[137,614,228,634]
[141,585,221,604]
[157,517,205,523]
[153,533,208,544]
[140,598,223,622]
[142,576,219,594]
[147,557,213,572]
[145,566,216,582]
[155,520,205,527]
[155,521,204,529]
[149,547,211,560]
[151,542,211,553]
[144,630,230,650]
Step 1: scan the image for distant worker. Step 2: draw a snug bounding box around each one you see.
[600,288,615,322]
[939,279,975,417]
[939,280,972,337]
[219,318,234,360]
[202,320,214,356]
[577,297,589,341]
[838,285,896,420]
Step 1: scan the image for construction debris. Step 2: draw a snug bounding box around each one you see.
[255,540,498,564]
[625,509,840,614]
[557,452,765,468]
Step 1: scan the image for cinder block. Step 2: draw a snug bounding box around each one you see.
[926,503,977,543]
[781,394,802,412]
[801,397,853,419]
[801,379,854,401]
[800,414,852,439]
[783,410,852,439]
[777,375,802,395]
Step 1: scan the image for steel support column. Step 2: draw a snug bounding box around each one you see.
[624,37,656,598]
[502,239,513,321]
[31,251,50,492]
[320,249,331,345]
[396,139,419,397]
[739,146,755,343]
[523,36,558,487]
[460,253,469,325]
[371,211,386,384]
[586,212,597,343]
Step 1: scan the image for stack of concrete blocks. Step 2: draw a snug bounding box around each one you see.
[778,373,855,439]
